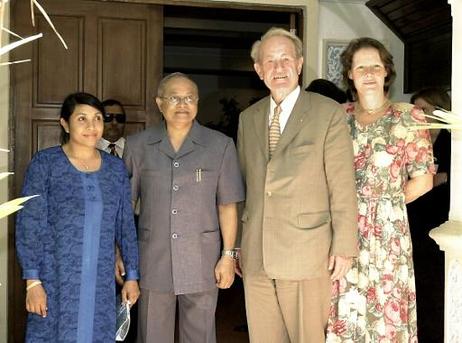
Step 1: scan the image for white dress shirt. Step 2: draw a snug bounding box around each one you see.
[97,137,126,157]
[269,86,301,133]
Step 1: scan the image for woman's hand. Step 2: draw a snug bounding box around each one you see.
[115,245,126,286]
[26,280,47,317]
[121,280,140,306]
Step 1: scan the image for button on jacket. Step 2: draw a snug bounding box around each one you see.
[124,120,244,294]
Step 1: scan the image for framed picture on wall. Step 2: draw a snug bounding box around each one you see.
[322,40,349,89]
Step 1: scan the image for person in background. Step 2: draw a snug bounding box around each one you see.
[326,37,434,342]
[237,27,358,343]
[97,99,126,157]
[305,78,348,104]
[16,92,139,342]
[407,87,451,342]
[123,72,245,343]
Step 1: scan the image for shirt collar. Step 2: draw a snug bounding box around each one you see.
[270,86,300,116]
[99,137,125,149]
[147,120,208,147]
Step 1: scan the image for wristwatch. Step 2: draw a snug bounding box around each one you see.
[222,249,239,260]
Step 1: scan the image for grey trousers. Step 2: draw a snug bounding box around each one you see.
[137,287,218,343]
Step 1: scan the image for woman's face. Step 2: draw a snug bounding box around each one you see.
[349,47,387,96]
[60,104,104,148]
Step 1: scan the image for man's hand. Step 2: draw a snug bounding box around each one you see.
[115,245,126,286]
[26,281,47,317]
[121,280,140,306]
[328,256,353,281]
[215,256,235,289]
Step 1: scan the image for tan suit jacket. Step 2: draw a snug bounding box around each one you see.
[237,91,358,280]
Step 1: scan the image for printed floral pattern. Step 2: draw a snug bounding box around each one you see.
[327,103,434,343]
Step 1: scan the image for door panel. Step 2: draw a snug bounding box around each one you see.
[99,18,146,107]
[10,1,163,341]
[35,15,85,106]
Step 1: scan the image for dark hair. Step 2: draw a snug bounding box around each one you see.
[60,92,104,144]
[102,99,126,115]
[305,79,348,104]
[341,37,396,97]
[410,87,451,111]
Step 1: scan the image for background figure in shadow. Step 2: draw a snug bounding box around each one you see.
[305,78,350,104]
[407,87,451,343]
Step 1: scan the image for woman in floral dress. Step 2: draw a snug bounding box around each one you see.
[326,38,434,342]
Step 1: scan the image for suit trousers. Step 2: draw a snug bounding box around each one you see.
[137,287,218,343]
[243,269,332,343]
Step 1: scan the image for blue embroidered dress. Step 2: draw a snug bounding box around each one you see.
[16,146,139,342]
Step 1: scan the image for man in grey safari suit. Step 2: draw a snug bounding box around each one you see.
[237,27,358,342]
[123,73,244,343]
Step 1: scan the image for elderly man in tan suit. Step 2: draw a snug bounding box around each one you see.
[237,27,358,343]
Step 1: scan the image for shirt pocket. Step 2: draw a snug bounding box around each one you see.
[192,168,219,188]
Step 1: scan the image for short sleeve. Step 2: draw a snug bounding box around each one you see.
[216,138,245,205]
[404,106,436,178]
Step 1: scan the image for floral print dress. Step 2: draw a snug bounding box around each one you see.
[326,102,434,343]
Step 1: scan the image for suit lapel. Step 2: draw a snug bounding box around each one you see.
[272,92,312,157]
[252,97,270,161]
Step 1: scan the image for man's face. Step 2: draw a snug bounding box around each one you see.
[254,35,303,104]
[102,104,126,142]
[155,77,198,130]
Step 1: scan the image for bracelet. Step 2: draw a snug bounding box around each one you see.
[222,249,238,260]
[26,280,42,291]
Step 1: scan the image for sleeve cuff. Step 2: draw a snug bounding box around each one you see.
[125,270,139,280]
[22,269,40,280]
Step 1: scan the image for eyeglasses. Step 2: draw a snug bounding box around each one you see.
[161,95,199,106]
[103,113,126,123]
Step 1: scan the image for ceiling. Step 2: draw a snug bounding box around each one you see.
[366,0,451,42]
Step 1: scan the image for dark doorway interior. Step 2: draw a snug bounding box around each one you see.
[163,5,302,141]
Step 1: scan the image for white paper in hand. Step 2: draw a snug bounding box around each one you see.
[116,296,131,341]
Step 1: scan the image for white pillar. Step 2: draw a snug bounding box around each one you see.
[429,1,462,342]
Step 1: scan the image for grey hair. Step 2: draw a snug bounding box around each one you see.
[250,27,303,63]
[157,72,199,97]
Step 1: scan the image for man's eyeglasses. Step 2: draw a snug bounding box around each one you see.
[161,95,199,106]
[103,113,126,123]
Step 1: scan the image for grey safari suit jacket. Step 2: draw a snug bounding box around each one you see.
[124,120,245,294]
[237,91,358,280]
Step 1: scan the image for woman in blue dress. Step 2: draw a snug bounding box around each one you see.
[16,92,140,342]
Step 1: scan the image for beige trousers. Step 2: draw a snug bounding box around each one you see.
[243,270,332,343]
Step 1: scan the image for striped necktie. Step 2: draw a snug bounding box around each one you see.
[108,143,118,157]
[269,105,282,158]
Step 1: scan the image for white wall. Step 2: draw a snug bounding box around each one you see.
[318,1,410,102]
[0,3,10,342]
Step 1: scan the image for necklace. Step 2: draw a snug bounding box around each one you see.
[79,160,90,171]
[63,145,99,171]
[357,99,391,115]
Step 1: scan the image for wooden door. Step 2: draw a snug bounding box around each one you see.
[9,1,163,340]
